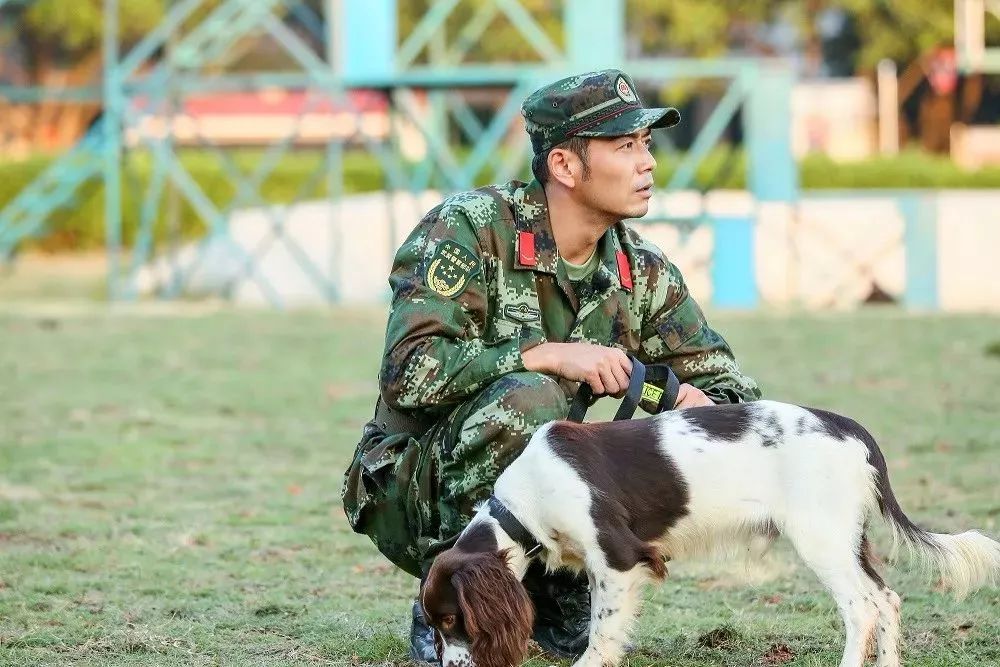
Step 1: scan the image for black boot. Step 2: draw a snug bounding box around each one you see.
[521,561,591,659]
[409,598,440,665]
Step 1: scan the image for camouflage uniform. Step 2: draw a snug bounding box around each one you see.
[342,70,761,579]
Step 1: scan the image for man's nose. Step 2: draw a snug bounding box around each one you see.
[639,144,656,172]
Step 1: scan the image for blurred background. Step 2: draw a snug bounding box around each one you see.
[1,0,999,311]
[2,4,1000,666]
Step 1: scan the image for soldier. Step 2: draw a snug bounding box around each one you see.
[342,69,761,664]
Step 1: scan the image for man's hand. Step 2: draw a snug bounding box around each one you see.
[522,342,631,396]
[673,383,715,409]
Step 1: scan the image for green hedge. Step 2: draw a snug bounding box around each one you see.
[0,150,388,252]
[3,147,1000,252]
[651,148,1000,190]
[801,151,1000,189]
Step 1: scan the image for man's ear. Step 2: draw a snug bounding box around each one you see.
[548,148,578,188]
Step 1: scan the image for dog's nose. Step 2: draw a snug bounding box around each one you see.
[440,646,475,667]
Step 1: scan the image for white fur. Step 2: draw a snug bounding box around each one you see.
[471,400,1000,667]
[439,638,473,667]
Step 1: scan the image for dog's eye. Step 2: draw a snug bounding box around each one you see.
[441,614,456,629]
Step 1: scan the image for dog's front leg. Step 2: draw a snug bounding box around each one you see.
[572,563,645,667]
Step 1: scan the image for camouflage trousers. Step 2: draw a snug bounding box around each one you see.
[342,371,569,578]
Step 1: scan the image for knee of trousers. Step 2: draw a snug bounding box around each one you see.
[445,371,569,462]
[430,372,568,552]
[481,371,569,427]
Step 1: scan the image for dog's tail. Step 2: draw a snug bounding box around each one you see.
[866,433,1000,598]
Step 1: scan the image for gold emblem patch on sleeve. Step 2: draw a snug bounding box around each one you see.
[425,240,481,298]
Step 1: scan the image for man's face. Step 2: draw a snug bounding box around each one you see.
[574,129,656,220]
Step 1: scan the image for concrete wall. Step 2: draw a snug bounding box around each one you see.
[136,189,1000,312]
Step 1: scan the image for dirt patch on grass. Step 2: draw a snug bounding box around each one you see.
[698,624,743,649]
[762,642,795,664]
[66,627,196,656]
[0,531,64,547]
[252,603,302,618]
[0,483,42,501]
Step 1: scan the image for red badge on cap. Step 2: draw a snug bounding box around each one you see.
[616,250,632,290]
[518,231,536,266]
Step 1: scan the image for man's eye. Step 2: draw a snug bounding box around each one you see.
[621,141,633,150]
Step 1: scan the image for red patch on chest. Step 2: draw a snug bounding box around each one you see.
[616,250,632,290]
[518,231,536,266]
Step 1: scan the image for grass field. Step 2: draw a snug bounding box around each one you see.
[1,296,999,666]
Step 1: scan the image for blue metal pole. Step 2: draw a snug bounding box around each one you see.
[711,216,757,309]
[340,0,396,77]
[745,62,798,202]
[566,0,624,68]
[103,0,122,300]
[720,61,798,309]
[899,194,939,310]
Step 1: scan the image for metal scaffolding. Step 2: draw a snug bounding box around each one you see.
[1,0,799,307]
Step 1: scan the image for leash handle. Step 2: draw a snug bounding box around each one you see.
[566,354,680,423]
[566,382,598,423]
[611,357,647,421]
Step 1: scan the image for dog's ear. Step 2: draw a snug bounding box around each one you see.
[453,550,534,667]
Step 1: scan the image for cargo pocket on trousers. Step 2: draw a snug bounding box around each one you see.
[341,420,427,577]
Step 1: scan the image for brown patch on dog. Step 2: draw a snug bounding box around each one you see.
[547,419,689,576]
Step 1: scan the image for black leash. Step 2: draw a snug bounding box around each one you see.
[566,354,680,423]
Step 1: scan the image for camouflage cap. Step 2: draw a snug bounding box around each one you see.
[521,69,681,154]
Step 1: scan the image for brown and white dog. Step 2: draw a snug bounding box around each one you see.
[420,400,1000,667]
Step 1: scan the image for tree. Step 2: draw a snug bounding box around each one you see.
[397,0,563,64]
[833,0,954,71]
[2,0,165,154]
[625,0,775,59]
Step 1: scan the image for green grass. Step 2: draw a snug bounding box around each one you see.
[1,304,999,666]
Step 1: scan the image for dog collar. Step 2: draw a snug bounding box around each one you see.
[487,495,543,559]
